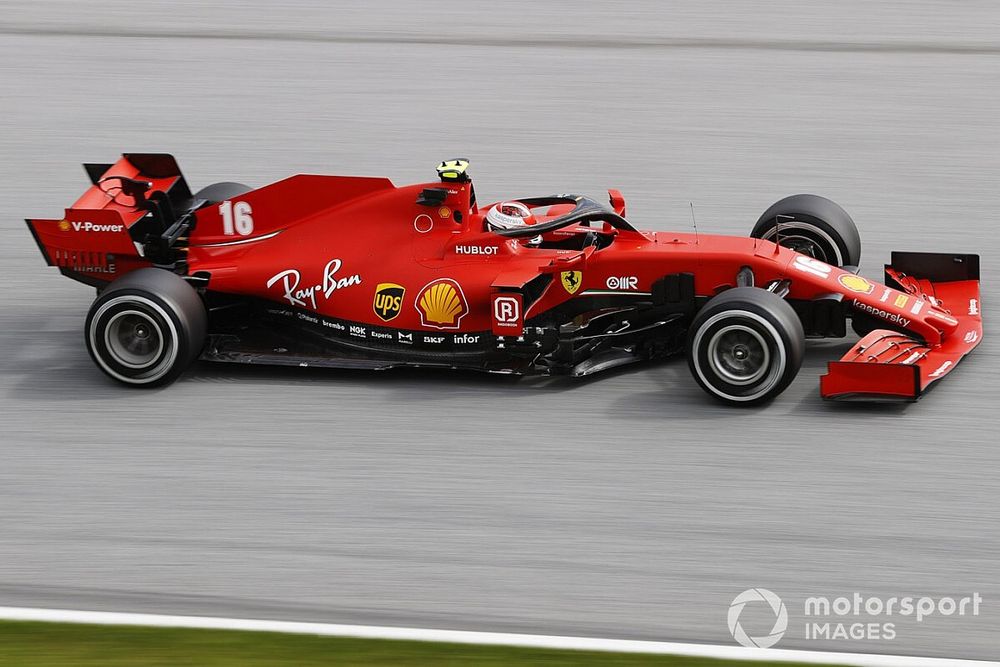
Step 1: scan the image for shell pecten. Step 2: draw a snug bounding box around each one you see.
[416,279,468,329]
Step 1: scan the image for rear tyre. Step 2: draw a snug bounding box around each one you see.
[85,269,206,387]
[194,182,253,203]
[687,287,805,405]
[751,194,861,268]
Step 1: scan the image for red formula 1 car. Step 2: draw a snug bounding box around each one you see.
[26,154,982,404]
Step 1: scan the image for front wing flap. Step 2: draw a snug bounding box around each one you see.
[821,251,982,400]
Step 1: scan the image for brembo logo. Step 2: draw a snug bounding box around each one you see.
[70,221,125,233]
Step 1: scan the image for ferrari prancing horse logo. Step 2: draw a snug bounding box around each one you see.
[560,271,582,294]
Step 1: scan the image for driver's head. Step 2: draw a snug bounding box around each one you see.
[486,201,535,231]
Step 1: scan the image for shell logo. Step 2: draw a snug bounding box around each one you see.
[416,278,468,329]
[58,220,71,232]
[838,274,874,295]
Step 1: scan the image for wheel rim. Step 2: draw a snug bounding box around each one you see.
[778,234,829,262]
[89,294,180,385]
[690,309,789,403]
[105,310,164,369]
[760,222,843,266]
[707,324,770,386]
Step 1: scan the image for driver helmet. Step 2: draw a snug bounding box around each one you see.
[486,201,536,231]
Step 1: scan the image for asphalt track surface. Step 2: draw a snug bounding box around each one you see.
[1,2,998,661]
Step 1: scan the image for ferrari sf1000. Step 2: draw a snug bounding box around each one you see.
[26,155,982,404]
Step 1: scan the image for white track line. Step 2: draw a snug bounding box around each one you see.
[0,606,995,667]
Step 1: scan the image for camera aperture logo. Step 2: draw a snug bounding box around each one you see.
[728,590,983,648]
[728,588,788,648]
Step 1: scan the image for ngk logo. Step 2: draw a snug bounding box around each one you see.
[492,294,523,335]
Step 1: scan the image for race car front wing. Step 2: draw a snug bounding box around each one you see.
[821,252,982,400]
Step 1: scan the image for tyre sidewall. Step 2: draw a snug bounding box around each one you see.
[751,194,861,268]
[688,289,804,405]
[85,271,205,387]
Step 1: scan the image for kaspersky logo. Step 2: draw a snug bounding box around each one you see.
[373,283,405,321]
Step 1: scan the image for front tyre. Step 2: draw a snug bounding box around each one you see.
[687,288,804,405]
[751,194,861,268]
[85,269,206,387]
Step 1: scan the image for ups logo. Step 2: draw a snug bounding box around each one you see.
[373,283,405,321]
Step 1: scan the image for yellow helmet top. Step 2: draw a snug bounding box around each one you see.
[436,159,470,183]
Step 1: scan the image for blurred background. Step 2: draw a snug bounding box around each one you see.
[1,1,997,661]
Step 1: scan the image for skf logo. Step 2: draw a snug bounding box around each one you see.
[492,294,523,335]
[838,274,874,295]
[416,278,468,329]
[969,299,980,316]
[560,271,582,294]
[373,283,405,321]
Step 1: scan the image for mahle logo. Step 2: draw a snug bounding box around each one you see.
[728,588,788,648]
[373,283,405,321]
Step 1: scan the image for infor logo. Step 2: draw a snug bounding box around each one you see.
[728,588,787,648]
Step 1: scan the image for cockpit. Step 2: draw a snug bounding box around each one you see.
[433,158,638,252]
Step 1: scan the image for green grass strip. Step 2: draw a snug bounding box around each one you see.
[0,619,850,666]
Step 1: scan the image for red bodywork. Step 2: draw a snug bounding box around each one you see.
[26,154,983,400]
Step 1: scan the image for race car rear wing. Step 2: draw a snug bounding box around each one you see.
[26,154,195,285]
[821,251,982,400]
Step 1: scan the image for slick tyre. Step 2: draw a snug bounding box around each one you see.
[751,194,861,268]
[85,268,206,387]
[687,288,804,405]
[193,182,253,203]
